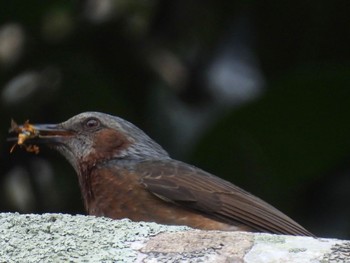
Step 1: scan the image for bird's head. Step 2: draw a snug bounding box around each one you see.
[12,112,169,173]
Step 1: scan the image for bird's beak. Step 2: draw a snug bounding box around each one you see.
[26,124,73,144]
[8,120,73,146]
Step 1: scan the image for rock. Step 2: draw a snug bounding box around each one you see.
[0,213,349,262]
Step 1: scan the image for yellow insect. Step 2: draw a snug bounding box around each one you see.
[9,119,40,154]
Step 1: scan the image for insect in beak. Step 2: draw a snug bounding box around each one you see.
[8,119,41,154]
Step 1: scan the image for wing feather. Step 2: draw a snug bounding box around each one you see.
[132,159,312,236]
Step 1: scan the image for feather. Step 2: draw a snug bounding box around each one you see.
[133,159,313,236]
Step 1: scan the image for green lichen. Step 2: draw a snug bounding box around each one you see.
[288,247,307,253]
[0,213,190,262]
[255,234,286,244]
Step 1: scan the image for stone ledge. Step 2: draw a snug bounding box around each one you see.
[0,213,349,262]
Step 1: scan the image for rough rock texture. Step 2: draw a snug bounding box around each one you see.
[0,213,349,262]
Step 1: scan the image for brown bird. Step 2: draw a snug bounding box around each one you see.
[10,112,313,236]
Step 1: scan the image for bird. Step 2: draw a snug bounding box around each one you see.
[10,112,313,236]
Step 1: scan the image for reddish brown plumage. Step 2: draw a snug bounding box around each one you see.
[87,165,241,231]
[91,128,132,158]
[9,112,313,236]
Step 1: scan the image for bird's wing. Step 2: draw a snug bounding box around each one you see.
[133,159,312,236]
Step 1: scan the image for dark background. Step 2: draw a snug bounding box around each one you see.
[1,1,350,239]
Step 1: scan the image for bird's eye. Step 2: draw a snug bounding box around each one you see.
[84,118,100,129]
